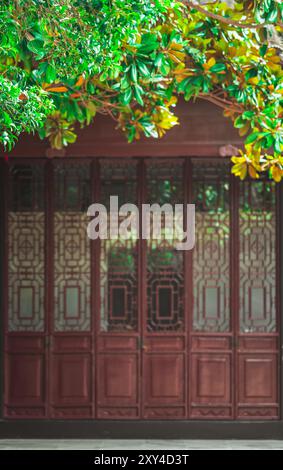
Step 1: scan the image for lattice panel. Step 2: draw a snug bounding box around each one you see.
[146,161,184,332]
[100,240,138,332]
[239,181,276,333]
[54,164,91,332]
[193,163,230,332]
[100,162,138,332]
[101,161,137,209]
[8,165,45,332]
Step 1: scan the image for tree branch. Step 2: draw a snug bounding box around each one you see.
[186,1,283,30]
[197,91,243,114]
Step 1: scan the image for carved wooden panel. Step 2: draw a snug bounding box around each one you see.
[238,355,277,403]
[54,163,91,331]
[191,354,231,404]
[7,354,44,403]
[8,165,45,332]
[52,355,91,407]
[100,162,138,332]
[239,181,276,333]
[5,352,45,418]
[144,354,185,406]
[97,354,139,413]
[146,161,184,332]
[192,163,230,332]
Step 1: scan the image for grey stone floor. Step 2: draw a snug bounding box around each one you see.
[0,439,283,450]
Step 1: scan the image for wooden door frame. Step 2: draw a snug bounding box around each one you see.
[0,157,283,439]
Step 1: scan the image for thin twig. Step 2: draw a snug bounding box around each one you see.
[198,91,243,113]
[186,1,283,30]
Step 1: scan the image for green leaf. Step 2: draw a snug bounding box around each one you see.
[160,59,171,75]
[130,63,138,83]
[122,87,133,105]
[210,63,226,73]
[27,39,45,58]
[259,44,268,57]
[139,34,159,54]
[155,53,163,68]
[245,132,260,144]
[245,68,258,80]
[242,111,255,119]
[134,85,144,106]
[274,135,283,153]
[46,64,56,83]
[137,61,150,77]
[266,8,278,23]
[234,116,245,128]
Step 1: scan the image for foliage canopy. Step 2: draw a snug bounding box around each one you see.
[1,0,283,181]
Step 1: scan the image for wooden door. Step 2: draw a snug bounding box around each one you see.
[50,162,93,419]
[3,158,280,420]
[4,162,47,418]
[190,162,233,419]
[190,161,279,420]
[96,161,141,419]
[96,159,188,419]
[236,179,279,419]
[142,160,187,419]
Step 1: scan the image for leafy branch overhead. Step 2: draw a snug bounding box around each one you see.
[0,0,283,181]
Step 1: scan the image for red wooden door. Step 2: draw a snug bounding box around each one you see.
[190,161,233,419]
[50,162,93,418]
[3,160,94,419]
[96,161,141,419]
[96,159,188,419]
[190,161,279,419]
[4,163,47,418]
[236,179,279,419]
[3,157,280,420]
[142,160,187,419]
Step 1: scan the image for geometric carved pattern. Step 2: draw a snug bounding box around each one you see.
[54,163,91,331]
[4,158,280,422]
[147,241,184,332]
[146,161,184,332]
[193,163,230,332]
[100,240,138,332]
[8,165,45,332]
[100,162,138,332]
[239,181,276,333]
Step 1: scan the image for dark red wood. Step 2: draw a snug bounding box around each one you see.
[235,180,279,419]
[185,158,193,419]
[96,159,141,419]
[92,159,99,419]
[231,173,239,420]
[49,160,93,419]
[142,159,187,419]
[189,161,233,419]
[139,158,146,420]
[4,161,47,419]
[2,104,280,420]
[3,101,242,160]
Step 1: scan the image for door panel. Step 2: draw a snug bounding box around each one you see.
[143,161,187,419]
[50,162,93,419]
[6,347,45,416]
[190,162,233,419]
[191,355,231,403]
[4,164,47,418]
[51,338,92,418]
[236,180,279,419]
[96,161,140,419]
[144,353,185,407]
